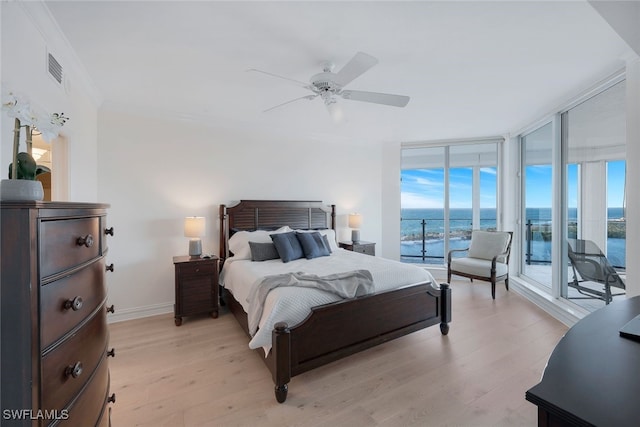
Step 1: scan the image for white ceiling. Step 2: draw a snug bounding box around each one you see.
[45,1,633,145]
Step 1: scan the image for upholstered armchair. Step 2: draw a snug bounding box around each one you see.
[447,230,513,299]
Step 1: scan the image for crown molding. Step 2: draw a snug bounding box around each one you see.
[18,1,103,107]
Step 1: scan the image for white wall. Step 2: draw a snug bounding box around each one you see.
[98,108,384,321]
[624,56,640,297]
[1,2,100,201]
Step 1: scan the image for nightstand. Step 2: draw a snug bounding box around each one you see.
[339,241,376,256]
[173,255,219,326]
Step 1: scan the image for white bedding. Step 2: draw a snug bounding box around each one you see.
[219,249,436,355]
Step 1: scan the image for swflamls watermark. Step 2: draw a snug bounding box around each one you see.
[2,409,69,421]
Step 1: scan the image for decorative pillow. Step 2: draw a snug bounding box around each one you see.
[249,241,280,261]
[322,235,333,254]
[271,231,304,263]
[295,228,339,252]
[468,230,510,261]
[228,226,291,260]
[296,231,330,259]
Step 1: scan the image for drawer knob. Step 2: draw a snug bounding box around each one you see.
[65,361,83,379]
[105,227,115,236]
[106,263,115,272]
[108,393,116,404]
[76,234,94,248]
[107,348,116,358]
[106,304,115,314]
[64,296,84,311]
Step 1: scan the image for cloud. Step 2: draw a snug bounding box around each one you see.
[401,192,443,209]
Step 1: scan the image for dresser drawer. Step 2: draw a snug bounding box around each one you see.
[53,356,110,427]
[40,260,107,350]
[177,261,217,277]
[42,309,108,412]
[40,217,102,278]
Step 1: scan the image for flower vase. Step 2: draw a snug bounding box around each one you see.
[0,179,44,201]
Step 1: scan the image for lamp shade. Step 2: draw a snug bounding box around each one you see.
[184,216,205,238]
[348,213,362,229]
[326,101,345,124]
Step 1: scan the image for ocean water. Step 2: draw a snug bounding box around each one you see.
[400,208,626,268]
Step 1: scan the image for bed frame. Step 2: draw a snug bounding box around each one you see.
[219,200,451,403]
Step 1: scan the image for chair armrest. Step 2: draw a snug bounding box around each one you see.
[491,249,511,268]
[448,247,469,263]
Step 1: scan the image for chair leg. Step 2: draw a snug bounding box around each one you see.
[505,277,509,291]
[491,281,496,299]
[447,269,451,284]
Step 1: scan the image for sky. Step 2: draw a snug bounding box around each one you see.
[401,160,625,210]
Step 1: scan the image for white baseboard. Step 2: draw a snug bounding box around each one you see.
[509,278,586,328]
[107,302,173,324]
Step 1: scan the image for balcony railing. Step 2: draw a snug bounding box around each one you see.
[400,217,493,263]
[524,219,625,269]
[401,217,625,269]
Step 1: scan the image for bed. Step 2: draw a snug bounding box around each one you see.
[218,200,451,403]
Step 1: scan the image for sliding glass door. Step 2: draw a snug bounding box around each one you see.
[521,122,554,289]
[518,77,626,311]
[561,79,626,309]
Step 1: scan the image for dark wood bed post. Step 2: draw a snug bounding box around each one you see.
[330,204,336,230]
[439,283,452,335]
[272,322,291,403]
[219,204,227,266]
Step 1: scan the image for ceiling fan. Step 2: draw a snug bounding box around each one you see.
[248,52,410,122]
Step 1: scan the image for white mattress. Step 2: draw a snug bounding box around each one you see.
[219,249,436,354]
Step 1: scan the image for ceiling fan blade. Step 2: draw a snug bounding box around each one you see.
[340,90,410,107]
[333,52,379,87]
[246,68,312,89]
[263,94,318,112]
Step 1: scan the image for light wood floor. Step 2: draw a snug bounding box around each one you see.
[109,280,567,426]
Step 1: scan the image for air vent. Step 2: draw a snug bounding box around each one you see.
[48,53,63,85]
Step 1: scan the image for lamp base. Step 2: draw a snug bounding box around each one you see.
[189,239,202,258]
[351,230,360,244]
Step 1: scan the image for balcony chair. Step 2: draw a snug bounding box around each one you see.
[447,230,513,299]
[568,238,625,305]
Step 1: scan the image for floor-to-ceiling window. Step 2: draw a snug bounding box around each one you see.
[520,122,554,289]
[518,76,626,311]
[401,140,499,265]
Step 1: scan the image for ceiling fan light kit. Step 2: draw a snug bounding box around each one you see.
[249,52,410,121]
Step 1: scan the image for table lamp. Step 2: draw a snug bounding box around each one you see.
[348,213,362,243]
[184,216,205,257]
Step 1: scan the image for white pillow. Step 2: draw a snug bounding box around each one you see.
[228,226,291,260]
[295,228,339,252]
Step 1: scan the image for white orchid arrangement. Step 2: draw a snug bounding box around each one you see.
[2,89,68,180]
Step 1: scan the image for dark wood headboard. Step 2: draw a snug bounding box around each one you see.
[219,200,336,264]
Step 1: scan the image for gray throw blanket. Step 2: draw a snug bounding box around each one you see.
[246,269,374,336]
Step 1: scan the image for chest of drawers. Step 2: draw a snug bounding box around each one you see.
[1,201,115,426]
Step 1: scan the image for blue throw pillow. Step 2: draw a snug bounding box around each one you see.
[322,234,332,253]
[296,232,331,259]
[249,241,280,261]
[271,232,305,263]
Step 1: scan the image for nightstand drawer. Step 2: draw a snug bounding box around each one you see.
[339,241,376,256]
[177,261,217,277]
[353,245,375,255]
